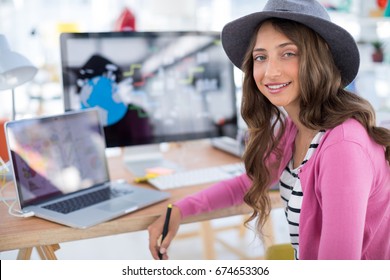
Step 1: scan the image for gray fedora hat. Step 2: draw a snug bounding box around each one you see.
[221,0,360,85]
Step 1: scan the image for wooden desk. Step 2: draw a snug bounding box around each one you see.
[0,140,283,259]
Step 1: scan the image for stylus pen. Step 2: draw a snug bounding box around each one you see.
[158,203,172,260]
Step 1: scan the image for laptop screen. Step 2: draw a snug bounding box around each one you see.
[5,109,109,207]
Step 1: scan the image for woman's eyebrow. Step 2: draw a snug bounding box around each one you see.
[253,42,296,53]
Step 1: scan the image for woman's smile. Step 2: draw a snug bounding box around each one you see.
[265,82,292,94]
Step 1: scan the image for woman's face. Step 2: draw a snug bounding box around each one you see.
[252,21,300,113]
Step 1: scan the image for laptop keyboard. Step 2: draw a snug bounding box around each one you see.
[43,187,131,214]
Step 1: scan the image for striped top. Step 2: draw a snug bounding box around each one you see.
[279,130,325,260]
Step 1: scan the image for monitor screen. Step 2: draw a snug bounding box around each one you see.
[60,31,237,148]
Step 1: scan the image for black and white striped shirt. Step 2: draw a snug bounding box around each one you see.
[279,130,325,260]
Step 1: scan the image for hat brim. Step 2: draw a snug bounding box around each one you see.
[221,11,360,85]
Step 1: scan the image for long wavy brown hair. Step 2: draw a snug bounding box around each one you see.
[240,18,390,234]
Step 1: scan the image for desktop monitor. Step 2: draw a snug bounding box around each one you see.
[59,31,238,149]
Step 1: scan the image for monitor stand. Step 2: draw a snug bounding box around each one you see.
[122,143,183,177]
[210,136,243,158]
[210,128,246,158]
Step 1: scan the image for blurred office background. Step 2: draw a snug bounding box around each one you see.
[0,0,390,259]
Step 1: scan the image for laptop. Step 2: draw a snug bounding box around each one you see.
[4,108,170,229]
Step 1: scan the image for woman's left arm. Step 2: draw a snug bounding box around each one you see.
[317,141,374,259]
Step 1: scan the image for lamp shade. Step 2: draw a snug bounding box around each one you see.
[0,34,37,90]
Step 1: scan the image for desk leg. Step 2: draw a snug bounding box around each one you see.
[17,244,60,260]
[200,221,216,260]
[17,248,33,260]
[36,244,60,260]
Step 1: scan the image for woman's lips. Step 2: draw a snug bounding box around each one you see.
[265,82,291,94]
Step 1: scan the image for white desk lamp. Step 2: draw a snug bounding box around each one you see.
[0,34,37,181]
[0,34,38,120]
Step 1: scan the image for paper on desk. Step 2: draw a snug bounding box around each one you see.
[145,167,175,175]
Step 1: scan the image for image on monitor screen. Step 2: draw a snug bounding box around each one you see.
[60,31,237,148]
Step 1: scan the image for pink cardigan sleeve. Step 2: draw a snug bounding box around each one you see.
[174,119,295,219]
[174,174,252,218]
[174,119,296,219]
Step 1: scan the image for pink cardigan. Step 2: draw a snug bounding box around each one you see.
[175,118,390,259]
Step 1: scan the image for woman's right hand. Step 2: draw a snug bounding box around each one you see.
[148,205,182,260]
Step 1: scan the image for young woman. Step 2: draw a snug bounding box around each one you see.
[148,0,390,260]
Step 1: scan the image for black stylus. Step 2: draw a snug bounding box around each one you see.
[158,203,172,260]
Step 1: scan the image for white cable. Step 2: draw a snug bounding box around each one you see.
[0,179,34,218]
[5,198,35,218]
